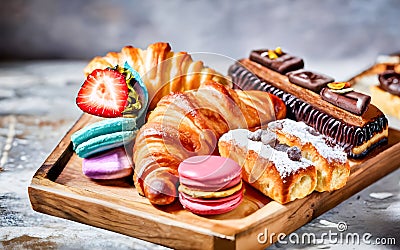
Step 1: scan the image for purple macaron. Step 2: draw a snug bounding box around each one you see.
[82,147,133,179]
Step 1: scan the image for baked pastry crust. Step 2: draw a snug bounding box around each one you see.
[218,119,350,203]
[218,129,317,204]
[84,42,230,110]
[267,119,350,192]
[371,86,400,120]
[133,81,286,205]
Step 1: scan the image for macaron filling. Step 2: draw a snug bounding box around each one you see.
[179,174,242,192]
[178,181,243,199]
[177,155,244,215]
[179,155,242,191]
[179,188,244,215]
[179,187,244,204]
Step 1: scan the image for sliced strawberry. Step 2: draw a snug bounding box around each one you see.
[76,68,129,118]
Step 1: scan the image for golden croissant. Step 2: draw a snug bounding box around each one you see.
[132,81,287,205]
[84,42,230,110]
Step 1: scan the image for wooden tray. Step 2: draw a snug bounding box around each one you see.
[28,113,400,250]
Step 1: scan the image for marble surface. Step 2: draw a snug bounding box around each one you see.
[0,61,399,249]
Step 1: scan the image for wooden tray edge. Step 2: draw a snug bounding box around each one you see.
[28,115,400,250]
[234,132,400,249]
[28,182,236,250]
[32,114,91,181]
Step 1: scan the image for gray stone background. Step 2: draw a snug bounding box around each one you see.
[1,0,399,65]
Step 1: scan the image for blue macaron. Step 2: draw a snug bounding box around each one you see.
[71,117,138,158]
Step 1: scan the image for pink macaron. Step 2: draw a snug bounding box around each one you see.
[178,155,243,215]
[179,188,244,215]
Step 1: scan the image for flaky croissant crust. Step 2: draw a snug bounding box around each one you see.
[132,81,285,205]
[84,42,230,110]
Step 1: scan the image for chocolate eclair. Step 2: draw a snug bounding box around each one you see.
[228,59,388,158]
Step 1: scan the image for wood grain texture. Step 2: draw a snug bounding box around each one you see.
[28,113,400,250]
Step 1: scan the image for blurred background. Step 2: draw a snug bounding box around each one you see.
[1,1,400,249]
[1,0,399,79]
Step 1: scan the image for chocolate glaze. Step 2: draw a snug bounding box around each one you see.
[378,70,400,96]
[287,69,334,93]
[250,50,304,74]
[320,88,371,116]
[386,65,395,71]
[229,63,388,158]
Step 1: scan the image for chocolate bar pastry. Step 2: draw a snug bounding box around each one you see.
[228,57,388,158]
[287,69,334,93]
[250,48,304,74]
[349,53,400,120]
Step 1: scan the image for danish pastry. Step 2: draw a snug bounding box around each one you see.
[218,129,317,204]
[267,119,350,192]
[218,119,350,203]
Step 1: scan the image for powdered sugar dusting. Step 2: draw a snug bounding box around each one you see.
[269,119,347,163]
[219,129,310,179]
[219,129,249,147]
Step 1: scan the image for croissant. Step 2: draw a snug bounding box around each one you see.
[132,81,286,205]
[84,42,230,110]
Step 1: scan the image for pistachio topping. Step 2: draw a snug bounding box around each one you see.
[327,82,347,90]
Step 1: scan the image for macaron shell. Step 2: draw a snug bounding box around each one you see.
[82,147,133,179]
[75,130,137,158]
[179,173,242,192]
[179,188,244,215]
[71,117,137,149]
[123,62,149,124]
[178,155,242,192]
